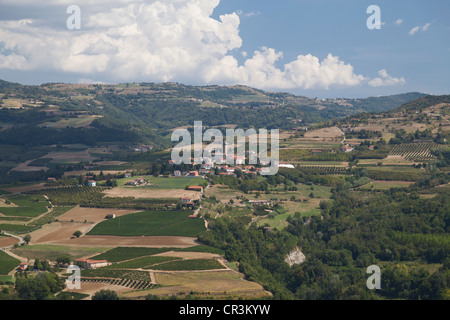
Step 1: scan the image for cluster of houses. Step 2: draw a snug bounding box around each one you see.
[170,157,296,178]
[125,177,146,186]
[134,145,153,152]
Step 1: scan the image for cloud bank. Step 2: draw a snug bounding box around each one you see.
[0,0,404,90]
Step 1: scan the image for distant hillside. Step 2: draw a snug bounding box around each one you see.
[392,94,450,113]
[348,92,427,113]
[0,79,432,148]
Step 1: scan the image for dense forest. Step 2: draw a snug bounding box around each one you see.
[199,186,450,300]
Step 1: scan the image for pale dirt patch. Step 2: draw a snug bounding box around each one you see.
[58,207,139,224]
[34,222,92,243]
[11,160,48,172]
[28,222,62,244]
[304,126,344,139]
[93,161,127,165]
[2,183,49,194]
[104,188,201,200]
[86,149,114,155]
[49,235,198,247]
[42,151,95,163]
[64,170,126,177]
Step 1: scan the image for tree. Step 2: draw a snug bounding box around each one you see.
[92,289,119,300]
[73,231,82,238]
[56,256,71,267]
[23,234,31,244]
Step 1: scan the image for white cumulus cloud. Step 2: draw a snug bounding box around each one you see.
[368,69,406,87]
[0,0,404,91]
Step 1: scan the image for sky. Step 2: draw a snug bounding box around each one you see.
[0,0,448,98]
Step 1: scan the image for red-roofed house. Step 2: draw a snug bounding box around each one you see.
[73,259,108,269]
[187,186,203,192]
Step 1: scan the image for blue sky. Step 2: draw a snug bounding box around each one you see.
[0,0,448,98]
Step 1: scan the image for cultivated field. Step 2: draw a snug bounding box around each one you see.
[42,151,95,164]
[87,210,206,237]
[57,207,140,224]
[124,271,270,299]
[104,187,201,200]
[53,235,198,248]
[304,126,344,139]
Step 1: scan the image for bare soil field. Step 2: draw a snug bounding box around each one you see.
[50,235,198,247]
[304,126,344,139]
[153,251,221,260]
[30,207,140,244]
[34,221,92,243]
[11,160,49,172]
[0,236,19,247]
[104,188,201,200]
[58,207,140,224]
[86,148,114,155]
[64,170,126,177]
[93,161,127,166]
[42,151,95,163]
[2,183,49,194]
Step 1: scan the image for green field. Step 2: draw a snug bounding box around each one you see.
[91,247,176,262]
[0,275,14,283]
[11,244,111,261]
[87,210,206,237]
[145,259,226,271]
[0,224,36,233]
[0,250,20,274]
[0,195,49,218]
[91,245,224,262]
[359,180,414,190]
[105,256,181,269]
[81,269,152,281]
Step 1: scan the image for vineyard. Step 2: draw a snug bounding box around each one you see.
[25,186,175,209]
[26,186,105,206]
[389,143,445,161]
[79,278,154,291]
[297,166,351,175]
[280,149,352,162]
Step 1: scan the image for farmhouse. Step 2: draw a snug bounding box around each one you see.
[73,259,109,269]
[187,186,203,192]
[188,171,199,177]
[18,262,28,271]
[47,177,57,182]
[341,147,354,153]
[180,197,192,204]
[87,180,97,187]
[248,200,272,206]
[126,178,145,186]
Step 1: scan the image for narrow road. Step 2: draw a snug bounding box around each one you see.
[2,231,24,246]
